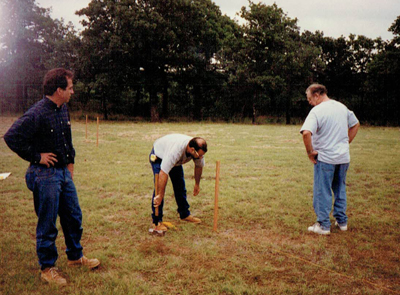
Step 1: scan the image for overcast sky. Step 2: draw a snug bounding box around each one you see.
[37,0,399,41]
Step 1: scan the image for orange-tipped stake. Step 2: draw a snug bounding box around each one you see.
[213,161,220,232]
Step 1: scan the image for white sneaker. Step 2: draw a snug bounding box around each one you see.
[308,223,330,235]
[335,221,348,231]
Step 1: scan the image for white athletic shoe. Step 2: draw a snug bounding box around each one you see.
[335,221,348,231]
[307,223,331,235]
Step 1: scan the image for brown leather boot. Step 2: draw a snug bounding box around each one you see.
[67,256,100,269]
[181,215,201,223]
[41,267,67,285]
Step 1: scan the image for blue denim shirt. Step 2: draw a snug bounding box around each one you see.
[4,96,75,166]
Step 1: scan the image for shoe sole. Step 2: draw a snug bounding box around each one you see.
[67,261,101,269]
[308,226,330,235]
[40,276,67,286]
[308,230,330,235]
[181,219,201,224]
[335,222,348,231]
[148,228,166,236]
[88,262,101,269]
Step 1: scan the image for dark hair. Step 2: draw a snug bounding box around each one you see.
[306,83,328,96]
[43,68,74,96]
[189,137,208,153]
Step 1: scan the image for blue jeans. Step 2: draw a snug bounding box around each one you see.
[25,165,83,269]
[313,161,349,230]
[149,150,190,224]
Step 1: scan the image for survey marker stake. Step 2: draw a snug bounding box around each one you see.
[213,161,220,232]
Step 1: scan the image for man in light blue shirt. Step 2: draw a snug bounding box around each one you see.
[300,84,360,235]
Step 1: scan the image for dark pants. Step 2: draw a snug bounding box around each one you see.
[149,150,190,224]
[25,165,83,269]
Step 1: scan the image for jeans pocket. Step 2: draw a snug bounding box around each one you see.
[36,167,56,181]
[321,162,334,173]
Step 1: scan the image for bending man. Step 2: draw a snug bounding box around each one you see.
[149,134,207,231]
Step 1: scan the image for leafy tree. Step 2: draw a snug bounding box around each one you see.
[389,15,400,43]
[76,0,132,119]
[169,0,237,121]
[0,0,50,112]
[345,34,378,120]
[0,0,79,114]
[302,31,379,121]
[365,16,400,125]
[230,2,319,123]
[77,0,237,121]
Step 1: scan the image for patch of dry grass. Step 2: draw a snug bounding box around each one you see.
[1,119,399,294]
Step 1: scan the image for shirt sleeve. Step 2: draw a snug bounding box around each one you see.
[300,111,318,135]
[3,112,41,164]
[348,110,359,128]
[160,148,183,174]
[193,157,205,167]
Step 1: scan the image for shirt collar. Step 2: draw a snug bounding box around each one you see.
[44,96,64,110]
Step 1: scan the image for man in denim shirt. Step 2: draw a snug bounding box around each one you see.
[4,68,99,285]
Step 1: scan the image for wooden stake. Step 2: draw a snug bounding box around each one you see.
[96,117,99,147]
[213,161,220,232]
[85,115,88,139]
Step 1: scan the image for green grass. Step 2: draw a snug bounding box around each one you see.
[1,118,399,294]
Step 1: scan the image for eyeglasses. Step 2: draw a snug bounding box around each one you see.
[193,149,204,159]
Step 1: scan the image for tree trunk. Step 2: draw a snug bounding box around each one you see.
[149,87,159,122]
[252,102,256,125]
[193,84,202,121]
[23,82,28,111]
[162,81,169,119]
[285,96,291,125]
[16,80,23,113]
[133,84,142,117]
[285,88,292,125]
[102,95,108,120]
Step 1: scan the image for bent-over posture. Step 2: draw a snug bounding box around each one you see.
[149,134,207,232]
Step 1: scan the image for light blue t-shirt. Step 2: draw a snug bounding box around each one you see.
[300,100,359,164]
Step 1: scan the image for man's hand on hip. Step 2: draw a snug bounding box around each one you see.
[40,153,58,168]
[308,150,318,164]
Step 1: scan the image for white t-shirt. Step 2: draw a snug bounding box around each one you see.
[300,100,359,164]
[153,134,205,174]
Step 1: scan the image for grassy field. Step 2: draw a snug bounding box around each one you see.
[0,117,399,295]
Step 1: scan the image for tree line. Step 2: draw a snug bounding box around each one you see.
[1,0,399,125]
